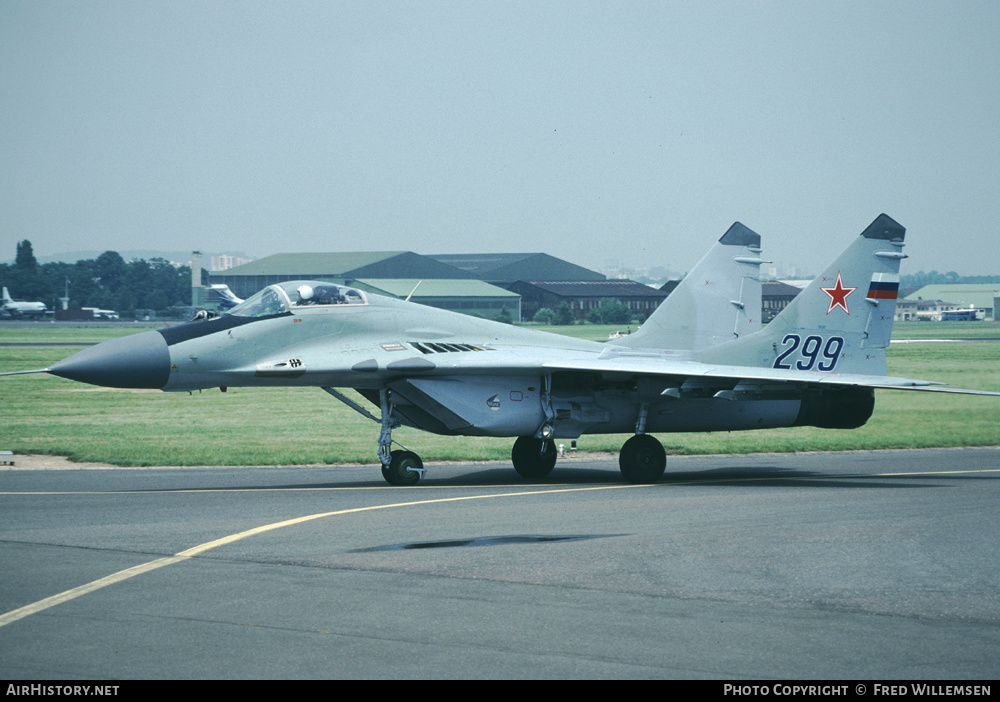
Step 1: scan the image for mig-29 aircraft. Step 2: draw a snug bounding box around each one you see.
[4,215,997,485]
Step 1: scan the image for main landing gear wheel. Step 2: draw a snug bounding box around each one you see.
[511,436,557,479]
[619,434,666,483]
[382,450,423,486]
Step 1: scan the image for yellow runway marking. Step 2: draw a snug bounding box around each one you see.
[0,484,644,628]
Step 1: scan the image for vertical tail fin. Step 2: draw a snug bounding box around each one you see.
[2,287,10,302]
[700,214,906,376]
[612,222,763,351]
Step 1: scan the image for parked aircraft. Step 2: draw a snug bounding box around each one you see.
[2,287,47,318]
[208,284,243,309]
[3,215,997,484]
[189,284,245,320]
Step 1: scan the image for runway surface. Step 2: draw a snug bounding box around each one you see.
[2,448,998,679]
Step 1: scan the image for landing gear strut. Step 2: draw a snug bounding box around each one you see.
[322,386,425,486]
[376,388,424,485]
[511,436,557,479]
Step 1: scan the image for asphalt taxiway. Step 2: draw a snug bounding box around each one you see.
[1,448,998,679]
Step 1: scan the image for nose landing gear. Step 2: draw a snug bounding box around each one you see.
[382,450,424,486]
[323,386,426,486]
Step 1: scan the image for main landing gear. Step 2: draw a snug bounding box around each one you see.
[322,387,666,486]
[618,434,666,483]
[511,436,557,479]
[377,433,665,485]
[512,433,665,483]
[617,402,666,483]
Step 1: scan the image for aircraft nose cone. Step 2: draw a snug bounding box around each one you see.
[48,330,170,389]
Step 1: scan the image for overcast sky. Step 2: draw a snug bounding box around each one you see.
[2,1,998,276]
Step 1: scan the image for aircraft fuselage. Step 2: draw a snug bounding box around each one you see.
[47,290,870,441]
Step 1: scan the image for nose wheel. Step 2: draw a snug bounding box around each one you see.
[382,450,424,486]
[376,389,425,486]
[320,386,426,486]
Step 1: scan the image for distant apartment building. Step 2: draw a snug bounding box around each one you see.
[211,254,255,272]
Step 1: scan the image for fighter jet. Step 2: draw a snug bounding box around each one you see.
[2,287,47,318]
[4,215,997,485]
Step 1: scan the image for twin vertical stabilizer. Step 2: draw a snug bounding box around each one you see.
[699,214,906,377]
[611,222,763,351]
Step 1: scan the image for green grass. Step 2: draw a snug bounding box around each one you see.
[891,320,1000,340]
[1,324,997,466]
[0,324,164,344]
[1,357,514,465]
[522,320,1000,342]
[521,323,636,341]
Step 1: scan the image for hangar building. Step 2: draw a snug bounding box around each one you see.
[209,251,469,299]
[762,281,805,322]
[351,279,521,320]
[508,280,668,322]
[208,250,683,323]
[904,284,998,320]
[427,253,605,286]
[208,251,523,319]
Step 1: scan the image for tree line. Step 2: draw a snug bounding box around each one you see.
[2,240,197,314]
[533,299,634,325]
[899,271,1000,288]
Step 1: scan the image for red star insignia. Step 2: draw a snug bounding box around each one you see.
[821,272,856,314]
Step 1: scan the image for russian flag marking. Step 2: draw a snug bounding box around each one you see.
[867,273,899,300]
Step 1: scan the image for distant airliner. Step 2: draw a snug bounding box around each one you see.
[1,288,47,318]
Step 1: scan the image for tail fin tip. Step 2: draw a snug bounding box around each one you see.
[862,214,905,241]
[720,222,761,248]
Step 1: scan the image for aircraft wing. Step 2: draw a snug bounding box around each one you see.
[540,352,1000,396]
[229,336,998,397]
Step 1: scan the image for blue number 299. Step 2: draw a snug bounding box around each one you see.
[773,335,844,372]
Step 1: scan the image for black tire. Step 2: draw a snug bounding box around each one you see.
[511,436,557,479]
[382,450,423,486]
[619,434,666,483]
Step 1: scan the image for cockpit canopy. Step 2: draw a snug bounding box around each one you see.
[228,280,368,318]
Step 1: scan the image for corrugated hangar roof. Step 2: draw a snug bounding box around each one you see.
[428,253,537,273]
[223,252,403,274]
[428,253,605,282]
[353,279,520,299]
[518,280,667,297]
[221,251,469,279]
